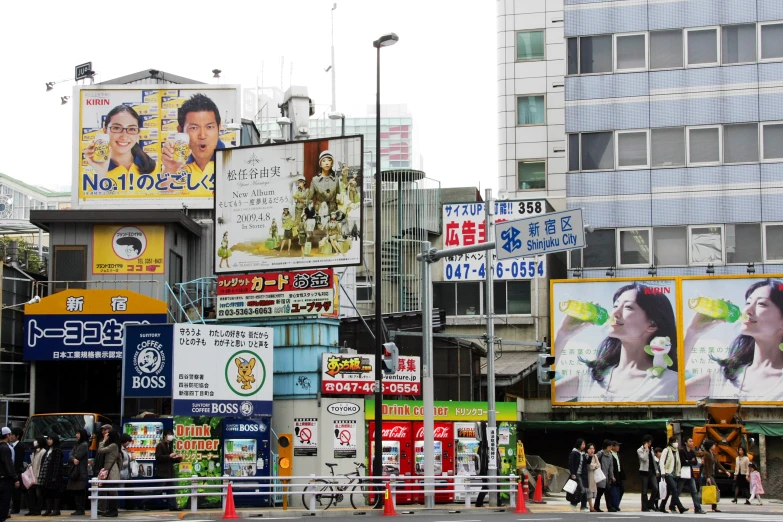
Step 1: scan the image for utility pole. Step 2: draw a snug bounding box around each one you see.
[484,189,498,507]
[331,3,337,134]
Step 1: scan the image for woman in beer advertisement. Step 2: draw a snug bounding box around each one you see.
[553,280,679,403]
[684,278,783,401]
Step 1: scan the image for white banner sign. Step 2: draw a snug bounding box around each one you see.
[487,427,498,470]
[172,324,273,417]
[442,200,546,280]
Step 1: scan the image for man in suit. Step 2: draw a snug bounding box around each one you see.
[8,428,23,515]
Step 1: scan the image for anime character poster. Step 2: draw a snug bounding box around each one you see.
[214,136,363,273]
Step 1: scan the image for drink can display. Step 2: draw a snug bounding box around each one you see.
[559,300,609,325]
[170,133,190,163]
[93,133,110,162]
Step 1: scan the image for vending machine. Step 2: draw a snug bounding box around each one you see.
[412,422,454,503]
[368,421,413,504]
[454,422,481,502]
[122,418,173,479]
[221,418,272,507]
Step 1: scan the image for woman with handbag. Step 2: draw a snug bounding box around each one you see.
[586,443,600,512]
[67,429,90,516]
[22,435,47,516]
[733,446,751,504]
[701,440,731,512]
[39,434,63,517]
[97,430,121,518]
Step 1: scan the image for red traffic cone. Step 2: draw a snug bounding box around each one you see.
[223,483,240,520]
[515,478,530,514]
[533,474,546,504]
[383,481,398,516]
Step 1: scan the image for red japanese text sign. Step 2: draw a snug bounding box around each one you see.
[321,353,421,396]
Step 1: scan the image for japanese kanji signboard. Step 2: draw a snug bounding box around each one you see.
[321,353,421,396]
[23,289,167,361]
[217,269,336,320]
[442,200,546,280]
[496,208,585,260]
[172,324,273,417]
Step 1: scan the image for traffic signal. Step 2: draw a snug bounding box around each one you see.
[278,434,293,477]
[382,342,399,375]
[537,354,556,384]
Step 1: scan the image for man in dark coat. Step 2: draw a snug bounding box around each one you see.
[0,427,20,522]
[9,428,23,514]
[568,439,588,511]
[147,429,182,511]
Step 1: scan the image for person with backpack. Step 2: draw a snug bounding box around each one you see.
[659,437,688,514]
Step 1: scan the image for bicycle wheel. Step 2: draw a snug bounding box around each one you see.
[303,480,334,511]
[350,483,369,509]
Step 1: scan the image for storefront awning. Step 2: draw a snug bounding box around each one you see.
[518,419,670,432]
[743,422,783,437]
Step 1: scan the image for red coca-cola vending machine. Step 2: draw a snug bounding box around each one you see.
[368,421,413,504]
[412,422,454,503]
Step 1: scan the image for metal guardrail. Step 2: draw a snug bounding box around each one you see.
[88,473,521,518]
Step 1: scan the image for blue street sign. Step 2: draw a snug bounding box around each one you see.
[495,208,585,259]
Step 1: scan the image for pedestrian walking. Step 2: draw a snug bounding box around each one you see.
[611,441,625,509]
[586,443,599,512]
[0,427,20,522]
[677,436,704,513]
[659,437,688,514]
[568,439,588,512]
[637,435,659,511]
[119,433,137,510]
[732,446,751,504]
[67,429,90,516]
[39,434,63,517]
[97,430,121,518]
[146,429,181,511]
[9,427,24,515]
[748,462,764,505]
[594,440,616,512]
[701,440,731,512]
[24,436,47,516]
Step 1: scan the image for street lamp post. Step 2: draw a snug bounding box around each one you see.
[372,32,398,507]
[328,111,346,136]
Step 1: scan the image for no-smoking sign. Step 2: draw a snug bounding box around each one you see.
[333,420,357,459]
[294,418,318,457]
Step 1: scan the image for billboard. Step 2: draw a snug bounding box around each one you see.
[320,353,421,396]
[172,324,273,417]
[123,324,173,398]
[216,269,336,320]
[214,136,364,273]
[442,200,545,281]
[682,276,783,403]
[24,289,167,361]
[73,85,240,209]
[551,278,680,405]
[93,225,165,274]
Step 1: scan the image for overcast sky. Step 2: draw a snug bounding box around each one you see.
[0,1,496,194]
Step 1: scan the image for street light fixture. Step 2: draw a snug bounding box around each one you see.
[328,111,346,136]
[372,31,398,508]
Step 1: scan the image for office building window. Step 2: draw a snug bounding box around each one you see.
[567,37,578,75]
[722,24,756,64]
[616,130,648,168]
[492,281,532,315]
[580,35,613,74]
[765,224,783,261]
[433,282,456,316]
[653,227,687,266]
[53,245,87,291]
[761,22,783,60]
[726,223,761,264]
[581,132,614,170]
[689,225,723,264]
[688,126,721,164]
[651,127,686,167]
[615,33,646,70]
[686,28,718,66]
[583,229,616,268]
[762,122,783,160]
[517,95,545,125]
[518,160,546,190]
[650,30,683,69]
[618,228,651,266]
[568,134,580,171]
[517,30,545,61]
[723,123,758,163]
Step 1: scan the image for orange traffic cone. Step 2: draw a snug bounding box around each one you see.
[533,474,546,504]
[383,481,398,516]
[515,478,530,514]
[223,483,240,520]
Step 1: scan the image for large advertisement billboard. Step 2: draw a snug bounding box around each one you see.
[73,85,240,209]
[214,136,364,273]
[551,278,681,405]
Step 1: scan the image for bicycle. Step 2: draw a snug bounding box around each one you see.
[302,461,372,510]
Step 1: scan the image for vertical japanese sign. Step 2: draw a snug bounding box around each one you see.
[172,324,273,417]
[74,85,239,209]
[23,289,167,361]
[487,426,498,470]
[496,208,584,260]
[216,269,336,320]
[93,225,165,274]
[294,418,318,456]
[214,136,364,273]
[333,419,357,459]
[442,200,546,280]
